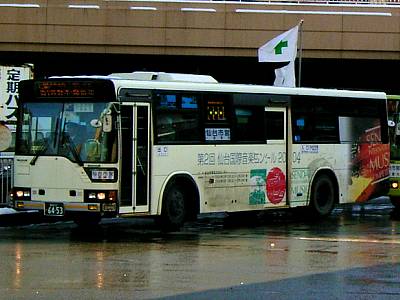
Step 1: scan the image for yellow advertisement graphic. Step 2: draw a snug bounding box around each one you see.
[349,126,390,202]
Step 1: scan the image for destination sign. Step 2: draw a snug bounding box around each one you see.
[36,81,96,98]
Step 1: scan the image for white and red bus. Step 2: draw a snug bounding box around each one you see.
[10,72,390,228]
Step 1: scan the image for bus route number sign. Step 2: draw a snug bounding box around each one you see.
[44,203,64,216]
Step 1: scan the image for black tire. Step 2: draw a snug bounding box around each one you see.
[390,196,400,209]
[161,184,186,231]
[309,174,336,217]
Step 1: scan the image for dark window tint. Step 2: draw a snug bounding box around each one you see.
[292,96,339,143]
[291,96,387,144]
[266,111,284,140]
[155,93,200,144]
[234,106,264,142]
[293,115,338,143]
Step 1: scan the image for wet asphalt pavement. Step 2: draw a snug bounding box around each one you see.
[0,198,399,299]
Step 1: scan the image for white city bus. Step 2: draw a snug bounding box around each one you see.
[11,72,390,228]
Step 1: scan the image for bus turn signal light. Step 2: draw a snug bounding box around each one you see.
[88,204,99,211]
[108,191,117,202]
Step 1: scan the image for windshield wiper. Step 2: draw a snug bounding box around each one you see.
[54,117,60,149]
[30,145,48,166]
[63,134,83,166]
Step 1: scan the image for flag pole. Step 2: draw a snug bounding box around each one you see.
[297,19,304,87]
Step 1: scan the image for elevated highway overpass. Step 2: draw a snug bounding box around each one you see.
[1,0,400,90]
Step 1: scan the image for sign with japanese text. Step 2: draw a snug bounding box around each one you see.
[205,128,230,141]
[0,65,33,123]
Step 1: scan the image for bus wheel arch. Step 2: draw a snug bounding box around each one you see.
[309,170,338,217]
[159,174,200,230]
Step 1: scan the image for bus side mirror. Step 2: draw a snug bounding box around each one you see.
[102,115,112,133]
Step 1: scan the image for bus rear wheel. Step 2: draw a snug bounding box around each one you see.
[309,174,335,217]
[161,184,186,231]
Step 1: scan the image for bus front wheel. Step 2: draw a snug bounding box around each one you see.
[309,174,335,217]
[161,184,186,231]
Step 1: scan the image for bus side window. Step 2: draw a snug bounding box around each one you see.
[265,111,284,140]
[155,93,200,144]
[157,114,176,141]
[293,116,339,143]
[234,106,264,142]
[293,117,306,142]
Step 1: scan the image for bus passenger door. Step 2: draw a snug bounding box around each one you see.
[264,107,288,208]
[119,103,150,214]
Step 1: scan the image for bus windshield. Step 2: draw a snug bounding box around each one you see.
[15,101,117,163]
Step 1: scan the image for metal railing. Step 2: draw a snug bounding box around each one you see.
[0,156,14,206]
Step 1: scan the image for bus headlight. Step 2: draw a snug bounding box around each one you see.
[12,188,31,200]
[391,182,399,189]
[84,190,117,202]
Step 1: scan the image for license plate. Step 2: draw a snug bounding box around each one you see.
[102,203,116,212]
[44,203,64,216]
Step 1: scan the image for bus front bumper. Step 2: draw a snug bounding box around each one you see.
[12,200,117,217]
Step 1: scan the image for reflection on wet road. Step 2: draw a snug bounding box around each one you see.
[0,202,399,299]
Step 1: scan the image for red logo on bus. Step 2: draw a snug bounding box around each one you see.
[266,167,286,204]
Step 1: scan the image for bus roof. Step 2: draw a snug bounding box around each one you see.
[50,72,387,100]
[387,95,400,101]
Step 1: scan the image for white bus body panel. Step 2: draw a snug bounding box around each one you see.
[151,143,288,215]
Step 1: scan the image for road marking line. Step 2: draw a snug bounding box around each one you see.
[296,237,400,244]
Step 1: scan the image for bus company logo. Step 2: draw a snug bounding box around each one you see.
[266,167,286,204]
